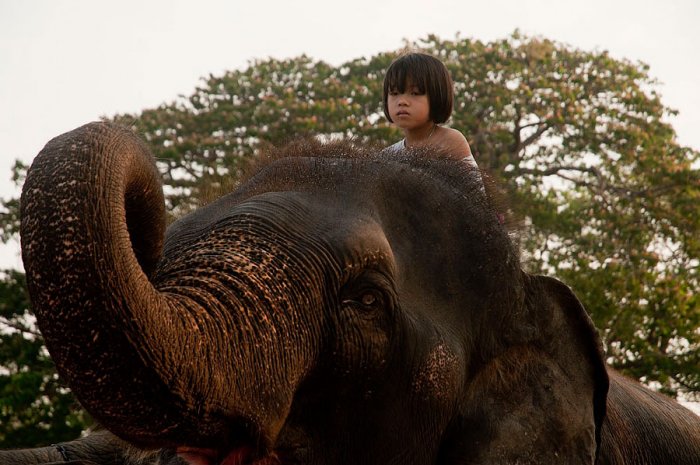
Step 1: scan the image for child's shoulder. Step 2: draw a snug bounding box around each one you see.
[435,126,471,158]
[441,127,468,143]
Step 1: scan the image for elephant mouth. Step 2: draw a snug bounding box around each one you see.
[176,446,284,465]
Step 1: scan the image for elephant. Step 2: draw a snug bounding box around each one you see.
[2,121,699,465]
[0,428,177,464]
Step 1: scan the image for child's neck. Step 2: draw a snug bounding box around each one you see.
[404,123,437,147]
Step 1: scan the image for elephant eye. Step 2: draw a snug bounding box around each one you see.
[340,270,395,314]
[341,289,385,312]
[361,292,377,307]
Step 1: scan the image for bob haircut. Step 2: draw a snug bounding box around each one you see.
[382,52,454,124]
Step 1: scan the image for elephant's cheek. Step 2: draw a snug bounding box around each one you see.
[412,341,462,405]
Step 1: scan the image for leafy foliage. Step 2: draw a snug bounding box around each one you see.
[111,53,401,214]
[440,33,700,397]
[0,32,698,442]
[112,33,700,397]
[0,270,90,447]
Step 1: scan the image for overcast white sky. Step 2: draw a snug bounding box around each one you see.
[1,0,699,269]
[1,0,700,413]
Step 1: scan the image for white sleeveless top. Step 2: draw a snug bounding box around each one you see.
[385,139,478,168]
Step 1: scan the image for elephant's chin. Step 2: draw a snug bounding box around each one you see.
[176,446,281,465]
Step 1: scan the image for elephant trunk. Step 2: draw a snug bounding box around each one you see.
[20,122,317,449]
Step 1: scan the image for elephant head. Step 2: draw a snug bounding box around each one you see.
[20,122,608,465]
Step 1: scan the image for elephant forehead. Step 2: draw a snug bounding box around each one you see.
[182,190,395,277]
[321,213,396,272]
[168,187,394,256]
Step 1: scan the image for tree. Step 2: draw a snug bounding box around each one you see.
[0,270,90,447]
[111,53,400,214]
[0,32,698,442]
[111,33,699,397]
[435,32,700,397]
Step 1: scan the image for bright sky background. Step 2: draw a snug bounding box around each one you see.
[1,0,699,270]
[1,0,699,413]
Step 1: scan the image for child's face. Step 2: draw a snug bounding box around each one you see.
[387,80,431,131]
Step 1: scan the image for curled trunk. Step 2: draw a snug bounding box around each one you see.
[21,122,183,445]
[20,122,316,449]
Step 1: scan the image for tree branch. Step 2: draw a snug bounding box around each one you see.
[519,122,551,150]
[518,164,605,186]
[0,317,42,338]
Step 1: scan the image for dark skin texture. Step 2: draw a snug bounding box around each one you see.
[7,122,700,465]
[0,428,180,465]
[599,371,700,464]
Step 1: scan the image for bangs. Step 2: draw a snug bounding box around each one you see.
[384,57,429,94]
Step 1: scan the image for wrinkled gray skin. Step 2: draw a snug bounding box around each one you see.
[4,122,699,465]
[0,428,178,465]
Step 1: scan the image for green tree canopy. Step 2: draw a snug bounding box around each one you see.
[1,32,698,443]
[0,270,89,446]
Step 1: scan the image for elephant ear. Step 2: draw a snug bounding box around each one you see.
[440,274,609,464]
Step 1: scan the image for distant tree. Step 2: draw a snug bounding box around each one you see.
[111,54,399,214]
[0,270,90,447]
[0,32,697,442]
[112,33,699,398]
[437,33,700,397]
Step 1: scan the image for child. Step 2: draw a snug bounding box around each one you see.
[383,52,477,168]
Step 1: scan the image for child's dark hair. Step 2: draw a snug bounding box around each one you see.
[382,52,454,124]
